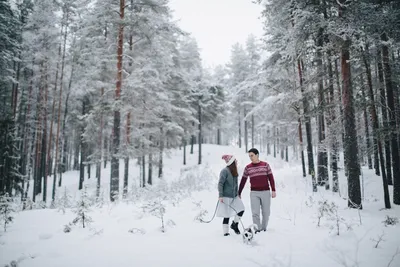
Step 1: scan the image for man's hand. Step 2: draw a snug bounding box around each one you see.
[271,191,276,198]
[219,197,224,203]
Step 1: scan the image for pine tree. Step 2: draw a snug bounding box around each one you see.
[0,193,15,232]
[72,186,92,228]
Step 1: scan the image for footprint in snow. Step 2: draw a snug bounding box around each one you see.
[39,233,53,240]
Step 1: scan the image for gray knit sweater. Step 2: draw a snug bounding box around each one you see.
[218,167,239,198]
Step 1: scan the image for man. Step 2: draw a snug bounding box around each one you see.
[238,148,276,233]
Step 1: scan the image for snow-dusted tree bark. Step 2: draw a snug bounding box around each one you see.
[381,33,400,205]
[340,32,361,209]
[377,49,392,185]
[110,0,125,201]
[363,48,391,209]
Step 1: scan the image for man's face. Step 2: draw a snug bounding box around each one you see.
[248,152,259,163]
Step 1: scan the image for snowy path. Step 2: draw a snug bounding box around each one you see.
[1,145,400,267]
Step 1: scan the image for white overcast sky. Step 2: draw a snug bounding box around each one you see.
[168,0,264,68]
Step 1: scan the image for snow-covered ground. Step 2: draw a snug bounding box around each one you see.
[1,144,399,267]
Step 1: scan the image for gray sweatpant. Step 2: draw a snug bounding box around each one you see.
[250,190,271,231]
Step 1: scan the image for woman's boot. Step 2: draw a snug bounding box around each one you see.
[223,224,230,236]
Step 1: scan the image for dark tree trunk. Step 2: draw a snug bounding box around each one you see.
[110,0,125,201]
[381,33,400,205]
[238,110,241,148]
[298,59,316,192]
[159,128,164,178]
[198,101,202,165]
[363,48,391,209]
[316,27,328,189]
[327,53,339,192]
[361,73,373,169]
[298,118,306,177]
[340,35,361,209]
[377,49,392,185]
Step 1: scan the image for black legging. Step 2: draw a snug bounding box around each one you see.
[223,210,244,224]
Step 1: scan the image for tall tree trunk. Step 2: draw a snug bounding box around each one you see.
[363,48,391,209]
[79,100,85,191]
[316,28,328,189]
[142,154,145,187]
[159,127,164,178]
[48,25,63,194]
[148,147,152,185]
[340,33,361,208]
[251,114,254,148]
[183,136,186,165]
[59,64,73,185]
[267,126,271,155]
[42,64,49,203]
[381,33,400,205]
[334,59,346,167]
[96,88,103,197]
[361,73,373,169]
[190,129,194,154]
[377,49,392,185]
[298,118,306,177]
[198,101,202,165]
[123,112,130,198]
[54,21,69,192]
[327,53,339,192]
[238,110,241,148]
[273,125,276,158]
[298,59,316,191]
[110,0,125,201]
[244,108,248,153]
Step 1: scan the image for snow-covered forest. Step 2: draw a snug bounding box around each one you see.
[1,0,400,266]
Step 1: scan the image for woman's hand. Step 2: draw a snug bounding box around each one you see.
[219,197,224,203]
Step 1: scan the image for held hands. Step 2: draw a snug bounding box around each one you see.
[219,197,224,203]
[272,191,277,198]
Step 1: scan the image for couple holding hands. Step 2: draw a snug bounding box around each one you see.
[217,148,276,236]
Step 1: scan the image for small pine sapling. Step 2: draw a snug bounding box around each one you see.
[58,187,72,214]
[194,209,208,222]
[142,198,167,232]
[382,215,399,227]
[370,231,385,248]
[0,193,15,232]
[72,186,93,228]
[317,200,330,227]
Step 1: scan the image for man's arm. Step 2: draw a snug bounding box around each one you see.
[238,166,248,197]
[266,164,276,192]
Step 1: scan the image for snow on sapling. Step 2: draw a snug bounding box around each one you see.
[370,231,385,248]
[141,196,167,233]
[72,186,93,228]
[382,215,399,227]
[191,200,209,222]
[0,193,15,232]
[194,209,208,222]
[316,200,351,235]
[305,196,315,208]
[328,202,347,235]
[317,200,331,227]
[58,187,72,214]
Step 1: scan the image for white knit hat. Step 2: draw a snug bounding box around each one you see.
[222,155,236,166]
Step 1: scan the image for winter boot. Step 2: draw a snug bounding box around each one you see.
[230,221,240,235]
[223,224,230,236]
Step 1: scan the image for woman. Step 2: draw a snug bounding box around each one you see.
[217,154,245,236]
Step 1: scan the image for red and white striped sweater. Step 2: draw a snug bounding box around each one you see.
[238,161,276,196]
